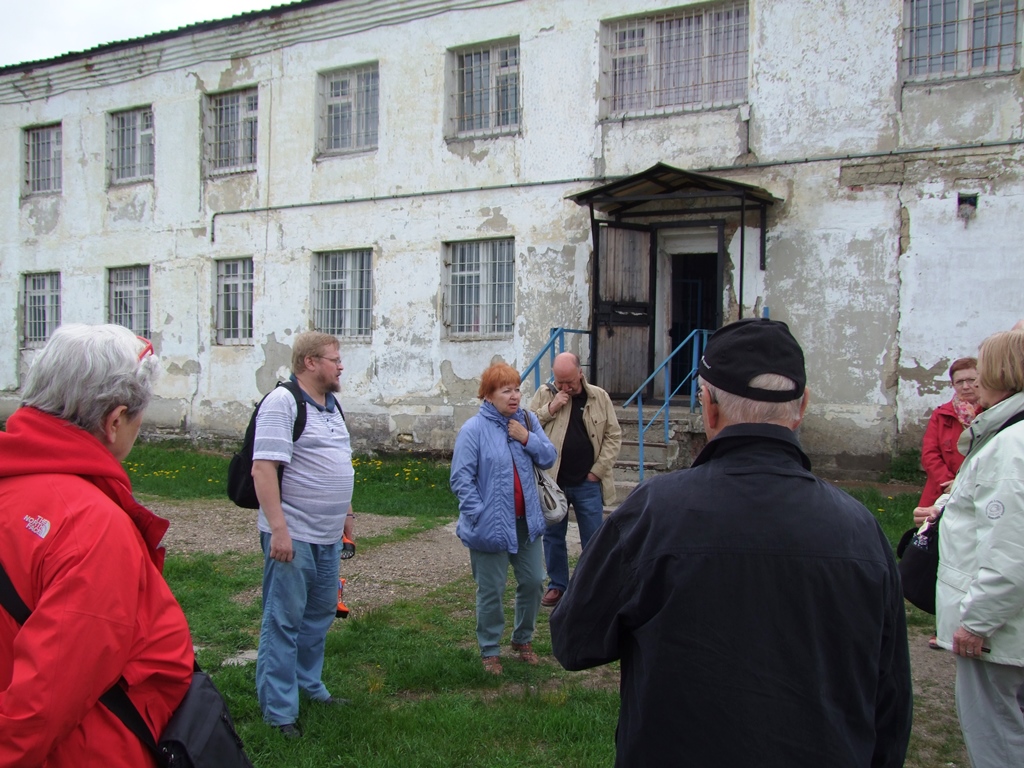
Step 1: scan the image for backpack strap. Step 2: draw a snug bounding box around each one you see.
[276,380,307,442]
[0,561,159,754]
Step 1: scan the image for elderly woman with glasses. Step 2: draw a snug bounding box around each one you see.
[932,331,1024,768]
[919,357,982,507]
[0,324,194,767]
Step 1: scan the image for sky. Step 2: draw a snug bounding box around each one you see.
[1,0,305,68]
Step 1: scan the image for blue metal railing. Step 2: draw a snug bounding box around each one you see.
[521,327,591,391]
[622,328,711,481]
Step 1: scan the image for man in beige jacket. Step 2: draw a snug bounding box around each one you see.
[529,352,621,607]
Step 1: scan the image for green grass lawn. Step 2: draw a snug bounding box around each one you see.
[133,442,953,767]
[137,444,617,766]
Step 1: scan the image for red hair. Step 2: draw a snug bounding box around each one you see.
[478,363,520,399]
[948,357,977,380]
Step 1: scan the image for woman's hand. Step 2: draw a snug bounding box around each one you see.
[508,418,529,445]
[913,504,940,527]
[952,626,986,659]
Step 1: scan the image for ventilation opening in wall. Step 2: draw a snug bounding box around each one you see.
[957,193,978,226]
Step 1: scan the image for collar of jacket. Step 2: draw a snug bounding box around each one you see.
[479,400,529,429]
[959,390,1024,456]
[0,406,170,569]
[691,422,812,470]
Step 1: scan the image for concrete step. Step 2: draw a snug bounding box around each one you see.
[614,404,704,432]
[619,439,679,466]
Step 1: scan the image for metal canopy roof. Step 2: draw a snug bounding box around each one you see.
[568,162,781,220]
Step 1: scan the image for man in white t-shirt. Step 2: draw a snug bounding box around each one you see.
[252,331,355,738]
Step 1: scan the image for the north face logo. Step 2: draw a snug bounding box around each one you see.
[24,515,51,539]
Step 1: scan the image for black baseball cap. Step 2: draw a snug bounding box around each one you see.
[698,318,806,402]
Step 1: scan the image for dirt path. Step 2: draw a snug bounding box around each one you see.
[146,499,471,615]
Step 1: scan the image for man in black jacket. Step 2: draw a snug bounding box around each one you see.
[550,318,912,768]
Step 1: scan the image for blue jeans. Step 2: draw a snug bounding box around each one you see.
[256,533,341,726]
[543,479,605,592]
[469,517,545,657]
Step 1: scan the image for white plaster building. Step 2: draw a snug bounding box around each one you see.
[1,0,1022,474]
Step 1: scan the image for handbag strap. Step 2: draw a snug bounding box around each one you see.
[996,410,1024,435]
[0,560,160,755]
[0,561,31,625]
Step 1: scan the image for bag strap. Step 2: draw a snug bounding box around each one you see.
[276,380,308,441]
[98,685,159,753]
[996,410,1024,435]
[0,561,31,625]
[0,561,161,756]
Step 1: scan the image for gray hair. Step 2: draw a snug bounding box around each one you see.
[22,324,160,436]
[700,373,803,425]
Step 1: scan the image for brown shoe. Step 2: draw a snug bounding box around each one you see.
[512,642,539,665]
[482,656,503,675]
[541,588,562,607]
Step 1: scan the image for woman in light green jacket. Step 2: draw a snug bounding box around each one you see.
[935,329,1024,768]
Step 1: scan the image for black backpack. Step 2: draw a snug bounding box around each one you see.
[226,381,307,509]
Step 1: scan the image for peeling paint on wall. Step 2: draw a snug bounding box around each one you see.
[257,333,295,393]
[2,0,1023,476]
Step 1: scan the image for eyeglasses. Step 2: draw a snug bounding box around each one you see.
[699,385,718,405]
[952,377,977,388]
[316,355,343,366]
[136,336,154,362]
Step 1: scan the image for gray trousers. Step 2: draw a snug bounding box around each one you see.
[955,657,1024,768]
[469,517,544,657]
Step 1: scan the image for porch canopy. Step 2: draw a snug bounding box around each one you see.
[567,163,781,398]
[568,161,781,271]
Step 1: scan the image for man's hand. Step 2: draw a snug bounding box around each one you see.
[547,390,570,414]
[940,479,954,491]
[269,529,294,562]
[586,472,600,483]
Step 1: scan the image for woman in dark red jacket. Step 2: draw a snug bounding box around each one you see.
[919,357,982,506]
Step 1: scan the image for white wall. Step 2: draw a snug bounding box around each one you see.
[1,0,1022,471]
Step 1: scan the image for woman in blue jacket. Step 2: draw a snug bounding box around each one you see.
[450,363,557,674]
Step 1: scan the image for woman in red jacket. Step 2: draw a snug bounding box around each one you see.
[0,324,194,767]
[919,357,981,506]
[917,357,981,651]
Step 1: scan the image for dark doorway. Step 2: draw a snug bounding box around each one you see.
[670,253,717,389]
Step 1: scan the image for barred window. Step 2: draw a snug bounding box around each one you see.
[108,265,150,337]
[905,0,1020,79]
[22,272,61,347]
[110,107,154,183]
[216,258,254,345]
[450,40,520,138]
[445,239,515,337]
[24,124,62,194]
[313,249,373,338]
[205,88,258,174]
[320,64,379,155]
[601,2,749,118]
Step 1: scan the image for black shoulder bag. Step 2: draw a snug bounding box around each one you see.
[0,562,254,768]
[897,409,1024,614]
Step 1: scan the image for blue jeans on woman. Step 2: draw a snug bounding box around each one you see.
[256,533,341,726]
[542,479,605,592]
[469,517,545,657]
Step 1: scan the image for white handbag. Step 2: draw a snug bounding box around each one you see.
[535,465,568,525]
